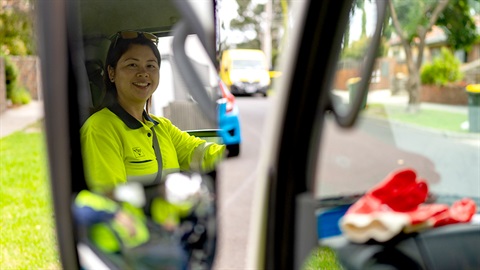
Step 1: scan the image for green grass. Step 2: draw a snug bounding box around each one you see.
[0,126,61,269]
[302,246,344,270]
[364,103,469,133]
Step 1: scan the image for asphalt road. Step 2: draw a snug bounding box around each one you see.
[213,96,271,270]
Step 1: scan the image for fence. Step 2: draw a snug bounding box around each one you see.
[333,57,398,91]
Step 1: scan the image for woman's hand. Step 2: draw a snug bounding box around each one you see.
[114,210,138,237]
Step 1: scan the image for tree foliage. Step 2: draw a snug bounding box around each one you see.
[342,0,389,61]
[342,36,371,60]
[229,0,263,49]
[436,0,479,51]
[388,0,478,110]
[223,0,287,67]
[392,0,477,52]
[420,47,463,86]
[0,1,36,55]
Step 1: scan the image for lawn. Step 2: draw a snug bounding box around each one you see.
[0,125,60,269]
[363,103,469,133]
[302,246,344,270]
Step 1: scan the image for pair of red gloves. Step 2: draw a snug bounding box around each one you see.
[340,168,477,243]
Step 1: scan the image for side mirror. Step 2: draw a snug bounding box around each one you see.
[36,0,220,269]
[329,0,388,127]
[171,1,218,125]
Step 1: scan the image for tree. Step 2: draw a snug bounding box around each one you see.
[341,1,390,61]
[222,0,288,68]
[436,0,479,51]
[0,0,36,55]
[343,0,369,50]
[229,0,263,49]
[270,0,289,68]
[388,0,478,112]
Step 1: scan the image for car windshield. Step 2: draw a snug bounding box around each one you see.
[316,111,480,200]
[232,59,264,70]
[313,1,480,204]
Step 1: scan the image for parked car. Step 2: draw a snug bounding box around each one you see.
[216,77,241,157]
[37,0,479,269]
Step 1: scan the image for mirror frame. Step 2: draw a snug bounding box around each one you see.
[330,0,388,128]
[36,0,218,269]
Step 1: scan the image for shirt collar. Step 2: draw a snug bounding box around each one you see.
[107,103,158,129]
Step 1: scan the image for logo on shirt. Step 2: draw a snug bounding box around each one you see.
[132,147,145,158]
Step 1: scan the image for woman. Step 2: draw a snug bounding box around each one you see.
[81,30,225,194]
[75,31,225,254]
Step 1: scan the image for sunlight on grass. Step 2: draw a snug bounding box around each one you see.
[364,103,468,133]
[0,129,61,269]
[302,246,344,270]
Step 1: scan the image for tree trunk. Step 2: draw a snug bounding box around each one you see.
[388,0,450,113]
[406,67,421,113]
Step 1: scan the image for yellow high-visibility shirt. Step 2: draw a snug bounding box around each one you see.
[80,103,225,194]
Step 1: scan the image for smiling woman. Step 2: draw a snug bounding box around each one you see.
[104,38,161,120]
[36,0,226,268]
[76,30,225,267]
[82,29,224,190]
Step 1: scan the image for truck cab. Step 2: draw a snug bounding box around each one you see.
[219,49,270,97]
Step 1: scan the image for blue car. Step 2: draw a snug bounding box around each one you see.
[217,77,241,157]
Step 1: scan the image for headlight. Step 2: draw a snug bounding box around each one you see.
[230,73,241,83]
[259,73,271,87]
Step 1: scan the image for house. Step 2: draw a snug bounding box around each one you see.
[387,15,480,84]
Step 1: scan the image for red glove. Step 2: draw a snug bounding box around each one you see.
[340,168,477,243]
[346,168,428,215]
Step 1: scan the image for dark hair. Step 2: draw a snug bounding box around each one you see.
[100,34,161,113]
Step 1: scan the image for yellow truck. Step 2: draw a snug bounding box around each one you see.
[219,49,270,97]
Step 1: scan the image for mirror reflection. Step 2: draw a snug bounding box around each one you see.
[72,0,223,269]
[331,0,381,114]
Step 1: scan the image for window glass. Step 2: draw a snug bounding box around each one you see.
[314,0,480,237]
[303,5,480,270]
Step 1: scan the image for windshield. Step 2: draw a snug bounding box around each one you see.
[232,59,264,70]
[316,112,479,200]
[314,1,480,203]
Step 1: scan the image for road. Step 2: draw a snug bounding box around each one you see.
[212,96,480,269]
[213,96,271,270]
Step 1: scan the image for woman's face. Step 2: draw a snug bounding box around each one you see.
[108,44,160,107]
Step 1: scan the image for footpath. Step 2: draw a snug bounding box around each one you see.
[0,100,44,138]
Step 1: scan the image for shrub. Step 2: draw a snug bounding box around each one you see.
[4,55,19,97]
[2,55,31,105]
[10,86,31,105]
[0,7,35,55]
[342,36,371,60]
[420,47,463,86]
